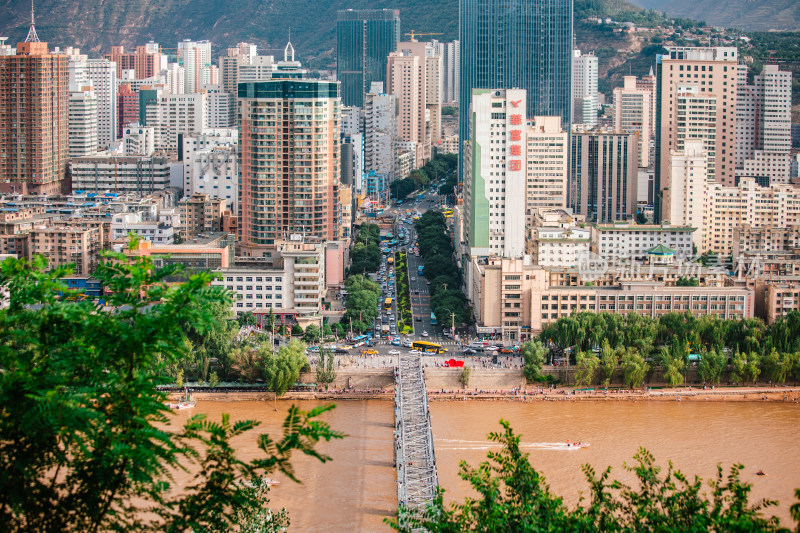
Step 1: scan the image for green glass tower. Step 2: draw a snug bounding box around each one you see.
[459,0,573,175]
[336,9,400,108]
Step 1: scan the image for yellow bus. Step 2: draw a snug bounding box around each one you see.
[412,341,446,354]
[384,297,393,310]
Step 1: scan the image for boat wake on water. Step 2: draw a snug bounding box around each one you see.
[439,439,590,450]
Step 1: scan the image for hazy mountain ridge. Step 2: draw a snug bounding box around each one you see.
[629,0,800,31]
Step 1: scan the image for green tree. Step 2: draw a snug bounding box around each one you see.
[621,349,649,389]
[175,368,184,389]
[208,371,219,388]
[459,366,471,388]
[322,323,333,338]
[698,348,726,384]
[315,348,337,388]
[291,324,304,336]
[230,344,265,383]
[237,311,257,327]
[263,339,308,407]
[746,351,762,384]
[521,340,547,382]
[761,349,787,384]
[599,339,617,387]
[731,350,748,384]
[0,254,342,532]
[303,324,321,344]
[662,355,685,387]
[575,351,599,388]
[676,276,700,287]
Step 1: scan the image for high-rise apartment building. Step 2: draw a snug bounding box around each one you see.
[525,116,568,225]
[238,79,340,255]
[736,63,792,184]
[144,92,208,151]
[0,41,69,195]
[614,75,652,167]
[178,40,212,94]
[68,86,99,158]
[433,40,459,104]
[569,131,638,223]
[387,41,442,168]
[665,140,707,252]
[459,0,573,179]
[206,84,235,128]
[572,49,598,128]
[117,83,139,138]
[336,9,400,108]
[363,92,397,181]
[84,59,117,148]
[105,43,160,79]
[654,46,739,220]
[464,89,528,259]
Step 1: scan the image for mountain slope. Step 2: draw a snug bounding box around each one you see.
[629,0,800,31]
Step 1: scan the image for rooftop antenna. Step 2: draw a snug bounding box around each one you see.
[25,0,40,42]
[284,29,294,62]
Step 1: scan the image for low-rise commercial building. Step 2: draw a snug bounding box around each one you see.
[592,222,695,263]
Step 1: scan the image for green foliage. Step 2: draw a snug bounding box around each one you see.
[208,371,219,388]
[262,340,308,399]
[342,274,381,333]
[676,276,700,287]
[662,355,686,387]
[600,340,617,387]
[303,324,321,344]
[291,324,304,336]
[698,348,726,384]
[237,311,258,327]
[575,351,599,388]
[521,340,547,382]
[459,366,471,388]
[0,255,342,531]
[414,210,471,327]
[441,106,458,116]
[621,349,649,389]
[349,223,382,274]
[389,420,788,532]
[315,348,337,386]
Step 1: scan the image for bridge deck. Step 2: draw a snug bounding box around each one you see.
[395,353,439,514]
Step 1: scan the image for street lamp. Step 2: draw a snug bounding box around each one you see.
[438,307,456,342]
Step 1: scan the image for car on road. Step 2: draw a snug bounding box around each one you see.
[334,348,349,354]
[462,348,477,355]
[391,337,401,345]
[402,340,413,348]
[388,350,401,355]
[415,316,422,321]
[361,349,378,355]
[410,277,416,281]
[499,348,514,354]
[421,331,429,337]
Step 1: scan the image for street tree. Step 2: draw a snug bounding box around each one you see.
[599,339,617,387]
[621,349,649,389]
[303,324,321,344]
[262,340,308,407]
[315,348,337,388]
[575,351,599,388]
[698,348,726,384]
[521,340,547,382]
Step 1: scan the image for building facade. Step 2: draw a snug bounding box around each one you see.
[464,89,528,259]
[614,75,652,168]
[572,49,598,128]
[655,47,739,219]
[238,80,340,254]
[336,9,400,108]
[0,41,69,195]
[459,0,573,179]
[569,132,638,223]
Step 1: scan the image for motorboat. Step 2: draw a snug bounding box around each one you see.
[565,441,590,449]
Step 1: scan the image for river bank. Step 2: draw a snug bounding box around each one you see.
[169,385,800,404]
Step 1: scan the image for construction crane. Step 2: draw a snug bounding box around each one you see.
[404,30,443,42]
